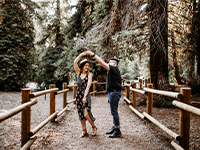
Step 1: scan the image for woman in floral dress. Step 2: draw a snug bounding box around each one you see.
[74,52,97,138]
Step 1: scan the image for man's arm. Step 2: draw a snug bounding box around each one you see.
[85,51,110,70]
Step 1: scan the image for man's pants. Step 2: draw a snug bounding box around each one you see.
[108,91,121,128]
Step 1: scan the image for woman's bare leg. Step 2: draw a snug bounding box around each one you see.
[80,120,88,138]
[84,108,95,127]
[84,109,97,136]
[81,120,86,130]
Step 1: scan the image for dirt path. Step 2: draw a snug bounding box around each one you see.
[0,91,199,150]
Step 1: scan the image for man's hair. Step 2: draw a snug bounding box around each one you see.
[110,58,119,65]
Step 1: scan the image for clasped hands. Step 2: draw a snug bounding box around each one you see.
[80,51,93,57]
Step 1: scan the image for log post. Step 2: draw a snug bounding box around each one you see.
[63,83,67,109]
[131,82,136,108]
[93,80,96,96]
[50,84,56,122]
[145,79,147,87]
[147,78,151,84]
[122,78,125,89]
[73,82,77,104]
[179,88,191,149]
[146,83,153,124]
[125,81,130,100]
[21,88,31,149]
[142,77,144,85]
[139,79,142,89]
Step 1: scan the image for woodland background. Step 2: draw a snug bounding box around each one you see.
[0,0,200,94]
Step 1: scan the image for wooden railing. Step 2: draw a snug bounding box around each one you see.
[124,80,200,150]
[0,80,108,150]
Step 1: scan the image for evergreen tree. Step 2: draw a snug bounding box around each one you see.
[35,0,69,89]
[0,0,38,91]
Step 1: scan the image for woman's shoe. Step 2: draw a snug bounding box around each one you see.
[80,129,88,138]
[92,126,97,136]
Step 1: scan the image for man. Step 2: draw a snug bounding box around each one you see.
[85,51,122,138]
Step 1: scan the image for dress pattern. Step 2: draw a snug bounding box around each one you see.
[76,73,95,121]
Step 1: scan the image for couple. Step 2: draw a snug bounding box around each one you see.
[74,51,122,138]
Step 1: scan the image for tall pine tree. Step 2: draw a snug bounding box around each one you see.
[0,0,37,91]
[35,0,69,89]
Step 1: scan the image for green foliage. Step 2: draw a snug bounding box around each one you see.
[54,38,78,83]
[118,58,139,80]
[169,69,175,83]
[34,0,69,89]
[153,96,174,108]
[35,47,68,90]
[0,1,36,91]
[91,0,111,24]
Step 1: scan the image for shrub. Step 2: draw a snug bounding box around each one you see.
[153,96,174,108]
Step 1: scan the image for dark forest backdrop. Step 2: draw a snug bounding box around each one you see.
[0,0,200,93]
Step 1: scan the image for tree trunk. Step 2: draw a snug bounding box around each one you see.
[149,0,169,90]
[188,0,197,87]
[171,30,181,84]
[56,0,63,53]
[188,53,195,85]
[195,1,200,89]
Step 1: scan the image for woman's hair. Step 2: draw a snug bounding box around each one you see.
[80,62,90,74]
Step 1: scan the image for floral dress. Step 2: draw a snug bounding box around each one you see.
[76,73,95,121]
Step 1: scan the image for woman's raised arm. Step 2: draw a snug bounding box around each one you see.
[74,52,85,74]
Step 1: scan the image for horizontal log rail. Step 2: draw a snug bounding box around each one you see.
[67,99,76,104]
[173,100,200,116]
[90,90,97,95]
[171,141,184,150]
[91,81,98,84]
[67,84,77,88]
[56,89,69,95]
[130,87,146,95]
[124,97,132,104]
[29,88,58,98]
[57,106,69,118]
[97,82,106,84]
[124,83,131,87]
[129,105,145,119]
[30,111,58,136]
[143,112,181,141]
[20,136,37,150]
[97,90,107,94]
[0,99,37,123]
[143,87,182,99]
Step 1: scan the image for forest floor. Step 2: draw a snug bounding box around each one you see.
[0,88,200,150]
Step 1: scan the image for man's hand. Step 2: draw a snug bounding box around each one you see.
[107,98,109,103]
[84,51,94,56]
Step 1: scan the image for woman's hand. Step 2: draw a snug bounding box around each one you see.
[85,51,94,56]
[82,97,87,104]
